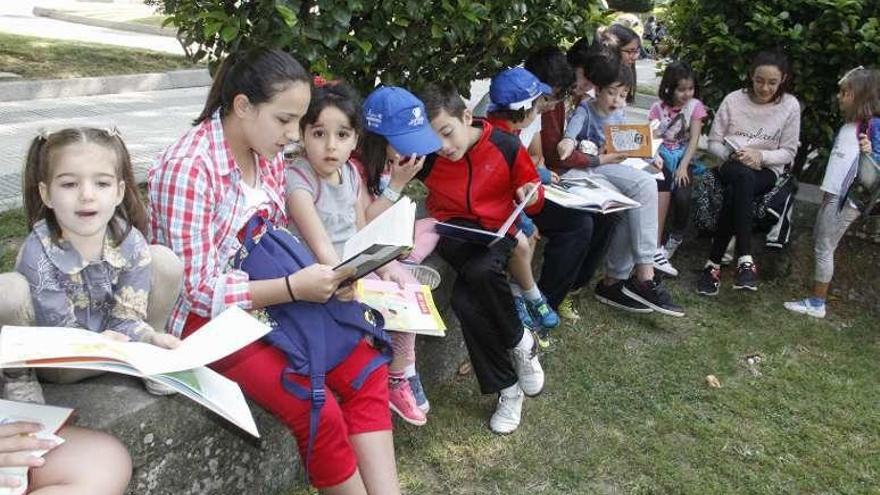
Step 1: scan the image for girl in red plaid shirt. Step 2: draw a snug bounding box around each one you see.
[149,49,400,494]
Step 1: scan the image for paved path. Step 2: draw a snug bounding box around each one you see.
[0,86,208,210]
[0,1,183,54]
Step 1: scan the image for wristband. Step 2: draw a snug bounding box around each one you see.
[284,275,297,303]
[381,186,401,203]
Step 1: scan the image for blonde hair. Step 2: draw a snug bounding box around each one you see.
[23,127,148,244]
[839,67,880,122]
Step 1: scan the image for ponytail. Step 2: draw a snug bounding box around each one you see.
[23,133,51,233]
[194,48,311,125]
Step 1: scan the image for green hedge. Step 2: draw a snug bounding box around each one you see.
[149,0,608,97]
[664,0,880,181]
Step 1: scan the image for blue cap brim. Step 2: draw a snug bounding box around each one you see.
[538,81,552,95]
[385,125,442,156]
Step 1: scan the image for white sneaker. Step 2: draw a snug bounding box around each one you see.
[783,299,826,319]
[489,385,523,434]
[510,331,544,397]
[143,378,178,396]
[401,263,442,290]
[653,249,679,277]
[721,238,736,265]
[664,236,683,259]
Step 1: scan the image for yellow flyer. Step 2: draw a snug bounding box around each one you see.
[355,279,446,337]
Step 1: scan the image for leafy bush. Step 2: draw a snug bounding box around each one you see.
[607,0,655,13]
[664,0,880,181]
[147,0,607,97]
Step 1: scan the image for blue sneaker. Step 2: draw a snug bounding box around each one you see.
[514,296,536,329]
[407,373,430,413]
[527,295,560,329]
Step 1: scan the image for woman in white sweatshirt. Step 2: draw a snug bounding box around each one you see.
[696,51,801,296]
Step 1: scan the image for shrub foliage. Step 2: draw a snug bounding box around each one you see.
[664,0,880,180]
[148,0,607,96]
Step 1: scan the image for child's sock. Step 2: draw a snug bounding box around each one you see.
[403,364,417,379]
[515,329,534,351]
[705,260,721,270]
[808,297,826,307]
[737,255,754,265]
[522,284,542,302]
[509,281,523,297]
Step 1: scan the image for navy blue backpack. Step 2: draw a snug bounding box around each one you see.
[233,215,391,480]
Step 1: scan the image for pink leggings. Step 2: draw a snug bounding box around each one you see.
[406,218,441,264]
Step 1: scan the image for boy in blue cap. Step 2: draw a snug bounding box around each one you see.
[415,82,596,434]
[484,67,560,342]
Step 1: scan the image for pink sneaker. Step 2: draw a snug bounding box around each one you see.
[388,375,427,426]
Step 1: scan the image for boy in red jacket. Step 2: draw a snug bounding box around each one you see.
[417,83,595,434]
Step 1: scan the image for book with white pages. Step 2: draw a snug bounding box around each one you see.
[336,196,416,281]
[0,400,71,495]
[546,177,641,214]
[0,306,269,437]
[433,184,539,245]
[620,157,665,180]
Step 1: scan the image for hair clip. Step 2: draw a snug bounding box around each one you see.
[838,65,865,85]
[313,75,340,88]
[36,128,49,141]
[105,126,121,138]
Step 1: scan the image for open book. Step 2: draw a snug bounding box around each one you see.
[433,184,539,245]
[354,279,446,337]
[336,197,416,280]
[0,306,270,437]
[620,157,665,180]
[0,400,72,495]
[545,177,641,214]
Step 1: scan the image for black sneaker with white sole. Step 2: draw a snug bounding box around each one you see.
[733,261,758,291]
[594,280,652,313]
[621,278,685,317]
[696,265,721,296]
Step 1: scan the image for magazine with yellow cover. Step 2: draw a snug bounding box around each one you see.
[354,279,446,337]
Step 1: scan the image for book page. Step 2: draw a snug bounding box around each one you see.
[495,184,539,237]
[550,178,640,213]
[0,307,270,376]
[0,400,72,495]
[620,158,665,180]
[335,245,408,281]
[354,279,446,336]
[342,197,415,261]
[604,123,654,157]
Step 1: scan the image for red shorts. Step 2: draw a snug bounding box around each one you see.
[184,313,391,488]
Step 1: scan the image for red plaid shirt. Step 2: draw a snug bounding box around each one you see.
[148,110,287,336]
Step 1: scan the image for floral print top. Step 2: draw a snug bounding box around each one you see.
[15,219,154,342]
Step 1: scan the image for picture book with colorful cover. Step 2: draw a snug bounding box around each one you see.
[0,307,268,437]
[354,279,446,337]
[433,184,539,245]
[336,197,416,280]
[604,123,657,158]
[0,400,72,495]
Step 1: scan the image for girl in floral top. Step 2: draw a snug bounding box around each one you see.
[17,127,179,350]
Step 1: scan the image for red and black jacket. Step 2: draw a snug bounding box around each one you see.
[417,119,544,232]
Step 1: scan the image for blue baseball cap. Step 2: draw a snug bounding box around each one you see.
[362,86,442,156]
[487,67,552,113]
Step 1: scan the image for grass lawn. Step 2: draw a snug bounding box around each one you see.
[2,206,877,494]
[0,32,199,80]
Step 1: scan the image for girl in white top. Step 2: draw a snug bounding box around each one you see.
[784,67,880,318]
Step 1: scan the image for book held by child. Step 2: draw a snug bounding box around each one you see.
[354,279,446,337]
[0,307,268,437]
[433,184,539,245]
[0,400,71,495]
[336,196,416,280]
[545,176,641,214]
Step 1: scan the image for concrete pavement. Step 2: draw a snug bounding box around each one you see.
[0,0,184,55]
[0,86,208,210]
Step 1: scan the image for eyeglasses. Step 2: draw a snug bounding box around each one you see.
[621,47,640,55]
